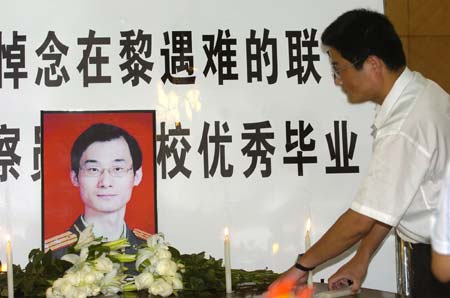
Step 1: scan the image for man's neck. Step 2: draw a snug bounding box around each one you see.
[376,66,405,105]
[83,208,126,241]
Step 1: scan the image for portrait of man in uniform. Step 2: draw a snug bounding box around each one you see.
[41,111,157,260]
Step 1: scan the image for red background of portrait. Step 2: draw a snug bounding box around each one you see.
[42,111,157,241]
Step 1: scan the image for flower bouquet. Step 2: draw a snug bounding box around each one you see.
[0,227,279,297]
[46,226,184,298]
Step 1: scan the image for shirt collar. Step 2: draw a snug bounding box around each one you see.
[81,215,127,240]
[373,67,414,131]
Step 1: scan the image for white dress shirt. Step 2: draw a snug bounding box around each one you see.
[351,68,450,244]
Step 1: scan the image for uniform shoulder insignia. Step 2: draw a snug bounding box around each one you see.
[44,231,78,252]
[132,228,152,241]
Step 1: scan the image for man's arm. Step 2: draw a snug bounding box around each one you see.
[432,251,450,283]
[300,209,376,268]
[269,209,376,292]
[328,221,392,291]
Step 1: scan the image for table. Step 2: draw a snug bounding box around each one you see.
[105,283,402,298]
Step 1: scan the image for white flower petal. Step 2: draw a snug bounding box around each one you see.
[61,254,81,265]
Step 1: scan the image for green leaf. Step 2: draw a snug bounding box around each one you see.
[175,251,279,294]
[0,249,71,297]
[169,246,181,259]
[189,276,206,291]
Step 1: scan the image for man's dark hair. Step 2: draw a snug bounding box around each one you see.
[321,9,406,71]
[71,123,142,176]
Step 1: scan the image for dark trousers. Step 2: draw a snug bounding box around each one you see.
[411,243,450,298]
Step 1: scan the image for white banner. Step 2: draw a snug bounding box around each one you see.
[0,0,395,292]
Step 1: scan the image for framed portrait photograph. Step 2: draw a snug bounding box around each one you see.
[41,110,157,255]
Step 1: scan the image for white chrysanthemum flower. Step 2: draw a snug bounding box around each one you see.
[165,274,183,290]
[94,254,114,273]
[65,271,82,286]
[149,278,173,297]
[59,279,75,297]
[135,272,154,290]
[83,271,98,284]
[156,248,172,259]
[156,259,178,276]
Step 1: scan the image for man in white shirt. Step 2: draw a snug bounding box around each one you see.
[269,9,450,297]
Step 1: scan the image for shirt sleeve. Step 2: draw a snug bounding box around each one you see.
[351,133,430,226]
[431,176,450,255]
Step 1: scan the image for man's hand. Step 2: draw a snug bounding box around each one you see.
[268,266,308,297]
[327,220,391,292]
[328,254,369,292]
[432,250,450,283]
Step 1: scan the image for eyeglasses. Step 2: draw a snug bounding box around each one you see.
[80,166,133,177]
[331,58,365,80]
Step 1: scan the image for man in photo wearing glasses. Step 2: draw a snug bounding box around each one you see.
[45,123,150,258]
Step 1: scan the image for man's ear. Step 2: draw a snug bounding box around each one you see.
[133,167,143,186]
[366,55,383,76]
[70,170,79,187]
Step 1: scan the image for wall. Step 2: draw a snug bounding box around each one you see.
[385,0,450,92]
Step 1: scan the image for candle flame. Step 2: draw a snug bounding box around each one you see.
[306,218,311,233]
[224,227,229,237]
[267,279,296,298]
[175,121,181,128]
[272,243,280,255]
[0,264,6,272]
[267,283,314,298]
[296,286,314,298]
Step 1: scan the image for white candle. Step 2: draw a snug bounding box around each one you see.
[224,227,232,293]
[305,218,313,288]
[6,238,14,298]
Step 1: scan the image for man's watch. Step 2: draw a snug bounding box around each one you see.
[294,253,315,272]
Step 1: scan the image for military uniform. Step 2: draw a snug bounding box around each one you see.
[45,216,151,274]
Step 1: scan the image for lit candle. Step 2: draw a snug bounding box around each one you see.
[224,227,232,293]
[305,218,313,288]
[6,237,13,298]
